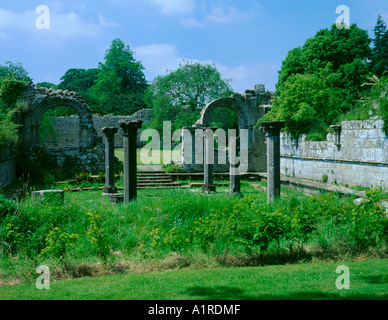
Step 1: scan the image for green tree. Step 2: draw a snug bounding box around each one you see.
[0,61,32,84]
[263,74,342,136]
[267,24,372,136]
[276,47,304,92]
[36,82,58,89]
[146,61,233,133]
[371,14,388,77]
[90,38,148,115]
[58,68,100,93]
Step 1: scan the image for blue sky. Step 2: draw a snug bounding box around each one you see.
[0,0,387,93]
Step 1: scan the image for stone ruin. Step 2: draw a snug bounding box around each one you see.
[182,85,273,173]
[18,86,105,173]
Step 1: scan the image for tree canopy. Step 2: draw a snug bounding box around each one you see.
[371,14,388,77]
[85,38,148,115]
[264,23,374,136]
[145,61,233,133]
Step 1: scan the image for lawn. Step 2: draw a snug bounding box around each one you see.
[115,148,182,165]
[0,259,386,300]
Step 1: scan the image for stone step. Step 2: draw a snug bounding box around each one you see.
[137,174,171,179]
[138,182,182,187]
[137,180,174,184]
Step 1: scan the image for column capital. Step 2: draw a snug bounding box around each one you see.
[330,125,342,133]
[102,127,118,138]
[119,120,143,134]
[260,121,285,136]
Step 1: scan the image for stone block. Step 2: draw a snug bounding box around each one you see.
[32,190,65,204]
[110,193,124,204]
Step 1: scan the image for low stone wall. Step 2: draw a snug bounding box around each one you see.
[280,119,388,189]
[43,109,153,149]
[0,148,16,188]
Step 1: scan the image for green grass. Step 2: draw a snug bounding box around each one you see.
[1,181,387,293]
[115,148,182,165]
[0,259,386,300]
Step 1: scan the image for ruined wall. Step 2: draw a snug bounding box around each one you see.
[280,119,388,189]
[43,109,153,149]
[0,148,16,188]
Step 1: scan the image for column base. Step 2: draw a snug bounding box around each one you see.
[202,184,216,194]
[110,193,124,204]
[102,186,118,195]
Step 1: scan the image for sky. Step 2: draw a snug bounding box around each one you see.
[0,0,387,93]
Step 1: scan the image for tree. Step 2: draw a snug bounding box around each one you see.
[146,61,233,133]
[371,14,388,77]
[90,38,148,115]
[0,61,32,84]
[276,47,304,92]
[58,68,99,93]
[268,24,373,136]
[36,82,58,89]
[262,74,342,136]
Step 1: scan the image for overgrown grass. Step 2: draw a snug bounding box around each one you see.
[0,183,387,287]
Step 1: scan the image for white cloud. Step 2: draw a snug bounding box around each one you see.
[181,4,260,28]
[134,44,183,78]
[206,6,241,24]
[98,15,119,28]
[181,17,205,28]
[150,0,195,15]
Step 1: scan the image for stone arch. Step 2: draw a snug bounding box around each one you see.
[21,86,97,151]
[197,95,260,129]
[183,90,269,173]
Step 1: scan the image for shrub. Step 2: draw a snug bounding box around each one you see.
[0,109,19,149]
[0,194,17,219]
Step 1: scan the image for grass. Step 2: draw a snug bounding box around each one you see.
[115,148,182,165]
[1,178,387,299]
[0,259,386,300]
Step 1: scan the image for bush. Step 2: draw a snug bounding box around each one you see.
[0,194,17,219]
[0,109,19,149]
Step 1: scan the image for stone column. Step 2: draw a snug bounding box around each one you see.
[230,136,241,195]
[119,120,143,203]
[31,124,41,147]
[102,127,118,195]
[330,125,342,147]
[182,127,196,171]
[202,127,217,194]
[260,121,285,203]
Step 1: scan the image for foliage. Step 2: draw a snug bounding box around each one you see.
[0,61,32,84]
[0,109,20,148]
[362,76,388,132]
[58,68,100,93]
[36,82,58,89]
[261,74,342,135]
[0,78,28,108]
[371,14,388,77]
[0,195,17,220]
[90,38,148,116]
[161,163,186,173]
[146,61,233,133]
[268,24,373,136]
[40,112,60,145]
[38,228,78,261]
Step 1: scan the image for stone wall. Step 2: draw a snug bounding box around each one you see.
[0,148,16,188]
[280,119,388,189]
[42,109,153,149]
